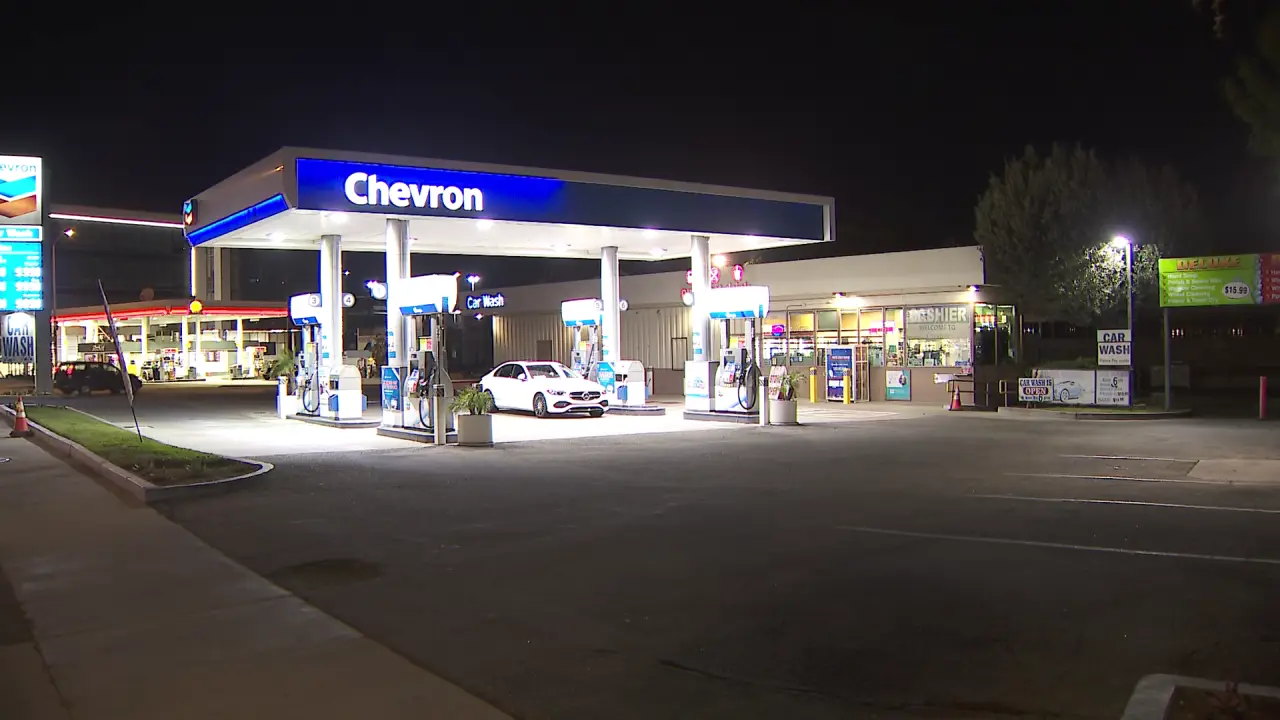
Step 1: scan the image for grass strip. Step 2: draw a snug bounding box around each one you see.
[23,406,253,486]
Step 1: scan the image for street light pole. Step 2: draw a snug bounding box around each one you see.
[1125,240,1133,343]
[51,228,73,365]
[1111,235,1135,407]
[1125,239,1133,408]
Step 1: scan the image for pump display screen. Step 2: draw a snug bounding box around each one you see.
[0,241,43,311]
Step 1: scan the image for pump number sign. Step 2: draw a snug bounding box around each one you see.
[0,240,43,311]
[1018,377,1053,402]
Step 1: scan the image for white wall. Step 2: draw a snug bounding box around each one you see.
[495,305,697,369]
[489,247,988,371]
[486,246,984,314]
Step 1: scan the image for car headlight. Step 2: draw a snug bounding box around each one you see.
[547,389,567,396]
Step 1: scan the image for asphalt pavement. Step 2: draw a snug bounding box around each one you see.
[107,387,1280,720]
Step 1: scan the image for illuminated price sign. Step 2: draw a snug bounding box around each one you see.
[0,241,43,311]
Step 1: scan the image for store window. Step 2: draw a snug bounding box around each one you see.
[812,310,839,367]
[787,311,815,364]
[763,314,786,362]
[973,303,997,365]
[883,308,904,366]
[858,308,885,366]
[906,304,973,372]
[839,311,859,344]
[996,305,1017,363]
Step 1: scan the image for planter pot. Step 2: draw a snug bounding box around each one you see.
[456,413,494,447]
[769,398,799,425]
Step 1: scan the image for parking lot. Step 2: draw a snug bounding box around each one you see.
[90,388,1279,720]
[48,383,912,457]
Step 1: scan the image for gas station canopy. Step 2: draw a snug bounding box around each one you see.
[183,148,834,260]
[53,300,288,324]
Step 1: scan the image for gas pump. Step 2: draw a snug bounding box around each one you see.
[288,293,325,416]
[561,298,602,378]
[685,285,770,420]
[381,274,458,444]
[713,327,759,413]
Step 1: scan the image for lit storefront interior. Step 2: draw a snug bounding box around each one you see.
[53,300,288,381]
[756,298,1018,403]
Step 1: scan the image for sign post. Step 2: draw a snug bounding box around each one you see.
[98,280,142,442]
[1155,254,1280,410]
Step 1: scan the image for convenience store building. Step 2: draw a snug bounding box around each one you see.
[478,245,1018,405]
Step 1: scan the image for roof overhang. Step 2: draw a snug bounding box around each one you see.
[182,148,834,261]
[54,300,287,324]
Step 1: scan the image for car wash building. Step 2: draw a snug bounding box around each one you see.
[181,147,834,419]
[475,246,1017,405]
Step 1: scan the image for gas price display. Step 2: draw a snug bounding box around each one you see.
[0,241,44,311]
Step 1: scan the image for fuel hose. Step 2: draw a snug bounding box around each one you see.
[737,362,759,411]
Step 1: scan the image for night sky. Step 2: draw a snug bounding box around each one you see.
[8,2,1272,289]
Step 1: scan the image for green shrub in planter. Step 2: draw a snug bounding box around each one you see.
[776,369,807,401]
[450,385,494,415]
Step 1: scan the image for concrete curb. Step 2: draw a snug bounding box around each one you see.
[1,404,272,504]
[995,406,1192,421]
[1121,673,1280,719]
[288,413,381,429]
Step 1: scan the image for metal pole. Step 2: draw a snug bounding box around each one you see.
[1162,307,1172,411]
[50,239,58,364]
[1126,241,1134,406]
[757,320,769,426]
[432,316,446,446]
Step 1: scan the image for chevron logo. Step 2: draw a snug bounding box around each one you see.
[0,175,37,219]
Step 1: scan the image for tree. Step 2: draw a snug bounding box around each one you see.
[974,143,1203,324]
[1196,0,1280,155]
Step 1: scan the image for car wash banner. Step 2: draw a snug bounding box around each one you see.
[1158,254,1270,307]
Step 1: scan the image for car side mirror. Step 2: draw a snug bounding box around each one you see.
[518,374,527,381]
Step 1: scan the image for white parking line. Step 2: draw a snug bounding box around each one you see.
[1007,472,1221,486]
[835,525,1280,566]
[970,494,1280,515]
[1059,454,1192,463]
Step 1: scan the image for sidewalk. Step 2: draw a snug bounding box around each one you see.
[0,438,511,720]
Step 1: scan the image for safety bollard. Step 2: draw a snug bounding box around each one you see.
[809,366,818,404]
[843,369,852,404]
[1262,376,1269,421]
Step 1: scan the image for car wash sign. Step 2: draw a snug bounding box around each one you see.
[1097,329,1131,366]
[1,312,35,363]
[465,293,505,310]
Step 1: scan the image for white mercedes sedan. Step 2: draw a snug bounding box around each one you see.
[477,361,609,418]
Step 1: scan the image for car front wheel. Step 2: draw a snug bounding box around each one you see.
[533,393,548,418]
[1059,389,1070,402]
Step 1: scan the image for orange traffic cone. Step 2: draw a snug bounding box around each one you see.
[9,397,33,438]
[947,386,962,412]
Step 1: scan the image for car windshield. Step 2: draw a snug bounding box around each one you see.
[526,364,562,379]
[559,367,582,379]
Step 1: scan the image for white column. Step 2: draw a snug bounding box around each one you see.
[57,323,68,363]
[384,220,411,367]
[690,235,711,362]
[179,319,189,370]
[212,248,232,301]
[140,318,149,364]
[319,234,343,369]
[193,319,203,378]
[600,246,620,363]
[235,318,244,371]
